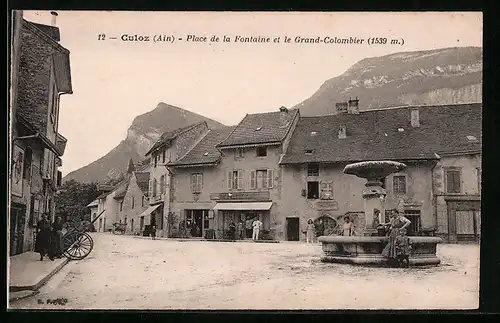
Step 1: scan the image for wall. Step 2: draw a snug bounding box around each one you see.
[148,122,209,237]
[118,173,149,235]
[433,154,481,237]
[281,161,435,240]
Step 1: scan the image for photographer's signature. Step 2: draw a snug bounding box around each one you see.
[38,298,68,306]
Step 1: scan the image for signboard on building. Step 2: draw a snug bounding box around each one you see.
[315,200,339,211]
[11,145,24,197]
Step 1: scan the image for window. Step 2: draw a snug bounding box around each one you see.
[307,181,319,199]
[119,201,123,212]
[393,175,407,194]
[227,170,244,190]
[250,169,273,189]
[160,175,165,195]
[154,154,157,167]
[235,148,244,160]
[56,171,62,187]
[191,173,203,193]
[131,196,135,209]
[152,178,157,197]
[404,210,421,236]
[256,146,267,157]
[320,182,333,200]
[23,147,32,181]
[445,169,461,194]
[162,150,166,164]
[307,163,319,176]
[142,196,145,207]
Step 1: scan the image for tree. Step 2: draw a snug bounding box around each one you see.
[55,179,100,223]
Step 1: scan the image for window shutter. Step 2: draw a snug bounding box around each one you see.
[250,171,256,189]
[237,170,244,189]
[267,169,274,188]
[262,171,268,188]
[227,171,233,190]
[199,174,203,192]
[320,182,328,199]
[191,174,196,192]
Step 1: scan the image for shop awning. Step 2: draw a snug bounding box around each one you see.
[138,204,161,217]
[213,202,273,211]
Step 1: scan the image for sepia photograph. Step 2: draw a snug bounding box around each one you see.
[8,11,482,310]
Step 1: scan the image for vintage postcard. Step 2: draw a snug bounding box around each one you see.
[8,11,482,310]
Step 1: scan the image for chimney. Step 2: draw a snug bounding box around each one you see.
[279,106,288,127]
[410,108,420,127]
[338,124,347,139]
[50,11,58,27]
[335,102,348,114]
[348,97,359,114]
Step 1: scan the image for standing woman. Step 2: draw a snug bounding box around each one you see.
[34,214,54,261]
[305,219,315,244]
[381,209,412,267]
[342,216,355,236]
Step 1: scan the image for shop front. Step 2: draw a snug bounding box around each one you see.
[213,202,272,240]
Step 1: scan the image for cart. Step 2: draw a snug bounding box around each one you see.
[62,209,105,260]
[112,222,127,235]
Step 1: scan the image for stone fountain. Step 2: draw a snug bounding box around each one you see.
[319,161,442,266]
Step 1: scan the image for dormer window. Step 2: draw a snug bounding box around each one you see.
[255,126,262,131]
[203,152,209,156]
[310,131,318,136]
[338,125,347,139]
[398,128,405,132]
[256,146,267,157]
[305,149,313,155]
[466,135,478,142]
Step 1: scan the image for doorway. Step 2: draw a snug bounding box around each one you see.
[286,217,300,241]
[10,204,27,255]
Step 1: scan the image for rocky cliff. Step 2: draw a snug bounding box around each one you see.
[63,103,225,183]
[294,47,482,115]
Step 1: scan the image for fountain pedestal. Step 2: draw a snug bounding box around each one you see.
[362,181,386,236]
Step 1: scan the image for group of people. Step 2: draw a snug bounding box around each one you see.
[304,209,412,268]
[34,214,65,261]
[228,218,263,241]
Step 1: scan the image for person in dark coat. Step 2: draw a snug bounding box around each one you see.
[34,214,55,261]
[52,216,64,258]
[151,225,157,240]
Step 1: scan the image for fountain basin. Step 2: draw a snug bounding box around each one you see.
[318,235,443,266]
[343,161,407,180]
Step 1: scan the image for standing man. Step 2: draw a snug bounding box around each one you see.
[252,218,263,241]
[236,219,245,240]
[52,216,64,258]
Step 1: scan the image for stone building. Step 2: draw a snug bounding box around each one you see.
[144,121,210,237]
[279,102,481,243]
[9,13,72,255]
[166,107,299,239]
[167,126,235,238]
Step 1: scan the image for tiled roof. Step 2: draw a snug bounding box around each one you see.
[280,103,481,164]
[217,109,299,148]
[168,126,236,167]
[145,121,207,156]
[134,171,150,195]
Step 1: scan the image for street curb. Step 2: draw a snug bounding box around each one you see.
[9,289,40,303]
[132,236,280,243]
[9,257,69,292]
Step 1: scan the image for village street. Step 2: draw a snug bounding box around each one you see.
[10,233,479,310]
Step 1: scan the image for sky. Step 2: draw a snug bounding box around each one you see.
[21,11,482,176]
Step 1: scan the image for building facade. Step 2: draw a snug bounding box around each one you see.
[145,121,210,237]
[280,102,481,243]
[10,14,72,255]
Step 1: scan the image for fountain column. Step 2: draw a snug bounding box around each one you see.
[362,179,387,236]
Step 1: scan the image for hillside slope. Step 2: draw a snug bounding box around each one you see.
[63,103,225,183]
[294,47,482,115]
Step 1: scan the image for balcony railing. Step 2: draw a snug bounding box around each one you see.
[210,191,270,202]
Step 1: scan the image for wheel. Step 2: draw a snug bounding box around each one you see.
[63,232,94,260]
